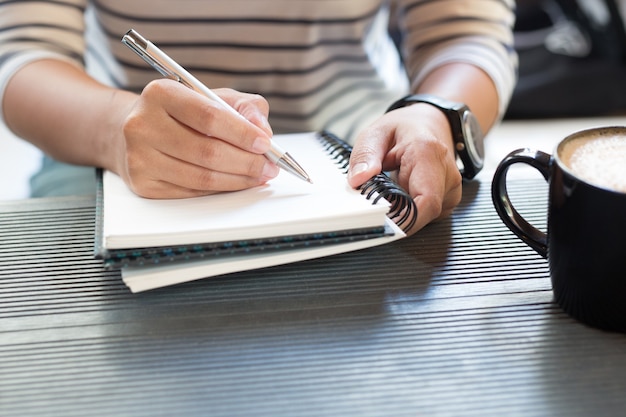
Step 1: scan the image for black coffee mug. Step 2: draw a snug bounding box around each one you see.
[491,126,626,332]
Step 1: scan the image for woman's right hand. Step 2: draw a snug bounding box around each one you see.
[117,79,280,199]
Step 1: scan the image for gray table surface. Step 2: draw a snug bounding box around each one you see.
[1,178,625,417]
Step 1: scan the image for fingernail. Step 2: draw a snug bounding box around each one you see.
[252,136,271,154]
[262,162,280,179]
[349,162,369,179]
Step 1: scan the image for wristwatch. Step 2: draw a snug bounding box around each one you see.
[386,94,485,179]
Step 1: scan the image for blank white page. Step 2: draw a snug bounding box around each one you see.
[102,132,390,249]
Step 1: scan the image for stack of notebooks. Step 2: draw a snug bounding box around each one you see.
[95,131,417,292]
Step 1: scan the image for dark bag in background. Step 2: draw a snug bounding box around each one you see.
[506,0,626,119]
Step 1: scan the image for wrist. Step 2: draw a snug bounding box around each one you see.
[387,94,485,179]
[389,101,455,153]
[98,89,138,176]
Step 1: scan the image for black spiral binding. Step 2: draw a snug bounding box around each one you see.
[317,131,418,233]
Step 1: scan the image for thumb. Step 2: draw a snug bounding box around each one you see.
[347,143,385,188]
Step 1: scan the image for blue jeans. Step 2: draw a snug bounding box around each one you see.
[30,156,97,197]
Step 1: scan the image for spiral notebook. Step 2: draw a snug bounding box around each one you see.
[95,131,417,292]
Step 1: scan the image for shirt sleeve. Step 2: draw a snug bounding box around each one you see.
[394,0,518,117]
[0,0,88,127]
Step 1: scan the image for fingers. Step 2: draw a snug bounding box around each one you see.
[216,88,273,137]
[150,81,273,154]
[347,126,388,189]
[391,134,461,236]
[347,105,463,236]
[119,80,280,198]
[125,149,279,199]
[132,119,277,179]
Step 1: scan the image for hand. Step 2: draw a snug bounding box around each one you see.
[117,80,280,198]
[347,103,462,236]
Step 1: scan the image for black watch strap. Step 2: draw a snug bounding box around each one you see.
[387,94,465,115]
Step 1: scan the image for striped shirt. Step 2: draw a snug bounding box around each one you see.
[0,0,517,142]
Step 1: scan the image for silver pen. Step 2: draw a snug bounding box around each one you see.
[121,29,312,184]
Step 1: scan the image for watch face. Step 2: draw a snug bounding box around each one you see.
[461,111,485,169]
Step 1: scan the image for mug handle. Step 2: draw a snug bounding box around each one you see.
[490,148,551,258]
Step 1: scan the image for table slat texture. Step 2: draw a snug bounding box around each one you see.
[1,180,625,417]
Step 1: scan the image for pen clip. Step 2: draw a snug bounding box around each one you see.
[122,30,180,82]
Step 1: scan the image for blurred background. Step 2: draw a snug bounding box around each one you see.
[508,0,626,118]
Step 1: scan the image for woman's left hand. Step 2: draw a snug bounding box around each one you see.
[347,102,463,236]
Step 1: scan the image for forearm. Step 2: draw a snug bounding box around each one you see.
[396,0,516,130]
[3,59,136,173]
[3,58,279,199]
[415,62,500,134]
